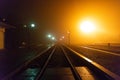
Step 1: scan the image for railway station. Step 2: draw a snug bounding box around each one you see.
[0,0,120,80]
[0,22,14,49]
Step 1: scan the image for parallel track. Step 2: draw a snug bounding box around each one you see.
[2,44,116,80]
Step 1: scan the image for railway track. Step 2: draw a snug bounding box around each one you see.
[2,44,117,80]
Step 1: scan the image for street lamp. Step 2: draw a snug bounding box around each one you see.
[23,23,36,45]
[47,34,56,41]
[47,34,52,38]
[51,37,55,40]
[31,23,35,28]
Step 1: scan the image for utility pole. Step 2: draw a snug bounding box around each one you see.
[67,31,70,45]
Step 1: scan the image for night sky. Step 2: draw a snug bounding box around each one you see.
[1,0,120,46]
[1,0,79,40]
[1,0,75,33]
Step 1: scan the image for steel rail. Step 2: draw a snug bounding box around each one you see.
[35,46,56,80]
[61,47,82,80]
[64,45,119,80]
[1,46,52,80]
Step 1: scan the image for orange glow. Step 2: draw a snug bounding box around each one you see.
[63,0,120,44]
[41,0,120,44]
[79,20,96,34]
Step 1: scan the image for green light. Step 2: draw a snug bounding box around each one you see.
[31,24,35,28]
[47,34,52,38]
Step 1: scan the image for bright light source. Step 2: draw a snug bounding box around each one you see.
[80,20,96,33]
[47,34,52,38]
[31,23,35,28]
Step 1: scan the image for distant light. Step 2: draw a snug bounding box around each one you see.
[24,25,27,27]
[51,37,55,40]
[31,24,35,28]
[59,36,65,41]
[2,18,6,22]
[67,31,70,34]
[47,34,52,38]
[62,36,65,39]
